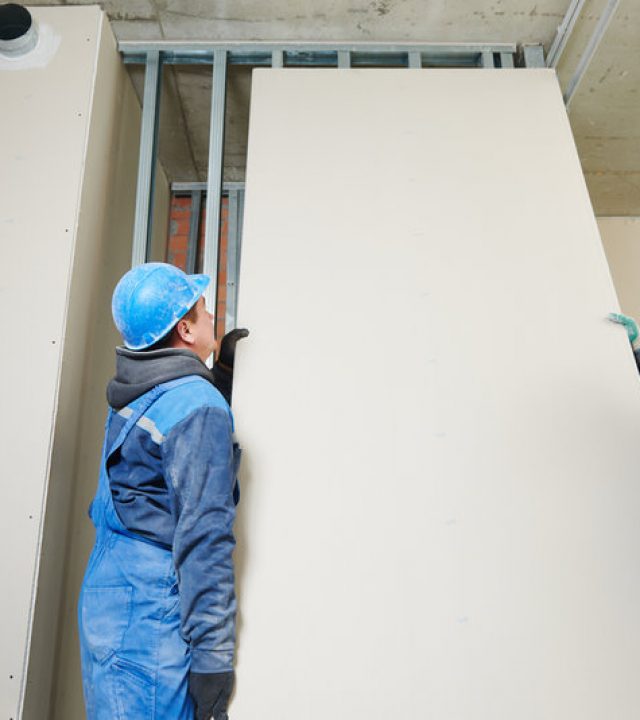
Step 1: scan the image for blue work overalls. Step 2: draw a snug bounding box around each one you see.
[79,378,196,720]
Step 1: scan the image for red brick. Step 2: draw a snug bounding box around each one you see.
[169,235,189,252]
[170,252,187,271]
[171,198,192,215]
[171,218,190,237]
[167,194,233,315]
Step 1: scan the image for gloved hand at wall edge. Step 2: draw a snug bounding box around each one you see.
[189,670,234,720]
[212,328,249,405]
[608,313,640,347]
[218,328,250,370]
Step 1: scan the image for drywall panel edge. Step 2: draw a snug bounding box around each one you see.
[0,7,103,718]
[20,9,118,718]
[49,33,171,720]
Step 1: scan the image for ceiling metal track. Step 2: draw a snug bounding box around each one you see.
[546,0,586,69]
[120,41,519,68]
[563,0,620,107]
[546,0,621,107]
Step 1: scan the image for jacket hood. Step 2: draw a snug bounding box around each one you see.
[107,346,215,409]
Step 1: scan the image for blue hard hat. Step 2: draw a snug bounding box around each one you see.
[112,262,210,350]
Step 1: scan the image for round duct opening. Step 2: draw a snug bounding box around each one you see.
[0,4,38,57]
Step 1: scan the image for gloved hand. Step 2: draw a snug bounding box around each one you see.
[189,670,234,720]
[608,313,639,346]
[217,328,250,370]
[212,328,249,405]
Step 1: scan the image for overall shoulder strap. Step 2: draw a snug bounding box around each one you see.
[107,386,164,458]
[106,375,206,458]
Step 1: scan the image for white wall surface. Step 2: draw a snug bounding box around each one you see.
[231,69,640,718]
[0,7,169,718]
[599,217,640,320]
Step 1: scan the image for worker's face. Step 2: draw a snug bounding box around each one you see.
[189,296,217,362]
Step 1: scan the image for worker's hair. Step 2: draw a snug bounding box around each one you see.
[145,301,200,352]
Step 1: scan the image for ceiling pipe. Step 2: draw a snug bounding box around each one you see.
[546,0,587,68]
[0,3,38,57]
[564,0,621,107]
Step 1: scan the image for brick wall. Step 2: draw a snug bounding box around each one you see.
[166,193,229,339]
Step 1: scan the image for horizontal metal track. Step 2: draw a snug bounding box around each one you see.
[120,41,518,67]
[172,181,246,193]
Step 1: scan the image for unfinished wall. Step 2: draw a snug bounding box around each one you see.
[231,69,640,718]
[599,217,640,320]
[0,6,169,719]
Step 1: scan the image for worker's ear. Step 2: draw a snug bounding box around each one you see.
[174,317,195,345]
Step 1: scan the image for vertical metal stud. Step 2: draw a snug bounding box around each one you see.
[337,50,351,68]
[481,51,494,68]
[202,49,228,340]
[271,49,284,68]
[131,49,162,267]
[186,190,202,274]
[225,189,239,331]
[523,44,545,68]
[408,51,422,69]
[500,52,514,68]
[237,188,245,270]
[547,0,586,68]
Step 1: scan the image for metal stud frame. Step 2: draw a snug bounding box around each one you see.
[122,40,545,329]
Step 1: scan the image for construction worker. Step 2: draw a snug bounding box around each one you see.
[78,262,247,720]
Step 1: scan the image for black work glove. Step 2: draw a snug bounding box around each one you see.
[212,328,249,406]
[217,328,249,370]
[189,670,234,720]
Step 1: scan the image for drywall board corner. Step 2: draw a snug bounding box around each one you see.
[231,69,640,718]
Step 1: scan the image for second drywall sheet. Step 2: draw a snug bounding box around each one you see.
[232,69,640,718]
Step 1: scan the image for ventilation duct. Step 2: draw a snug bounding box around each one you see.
[0,4,38,57]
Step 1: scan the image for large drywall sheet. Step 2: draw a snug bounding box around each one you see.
[0,7,170,718]
[47,34,171,720]
[0,8,104,716]
[232,69,640,719]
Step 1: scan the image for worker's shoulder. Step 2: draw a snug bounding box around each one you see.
[148,375,230,435]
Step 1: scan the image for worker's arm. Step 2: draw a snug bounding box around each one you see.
[212,328,249,405]
[608,313,640,372]
[163,405,237,720]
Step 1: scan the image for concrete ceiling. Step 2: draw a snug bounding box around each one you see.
[28,0,640,214]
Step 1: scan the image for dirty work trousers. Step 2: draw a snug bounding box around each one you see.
[79,380,194,720]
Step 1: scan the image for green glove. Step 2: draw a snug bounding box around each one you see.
[608,312,639,345]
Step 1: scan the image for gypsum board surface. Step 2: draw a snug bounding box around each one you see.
[230,68,640,719]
